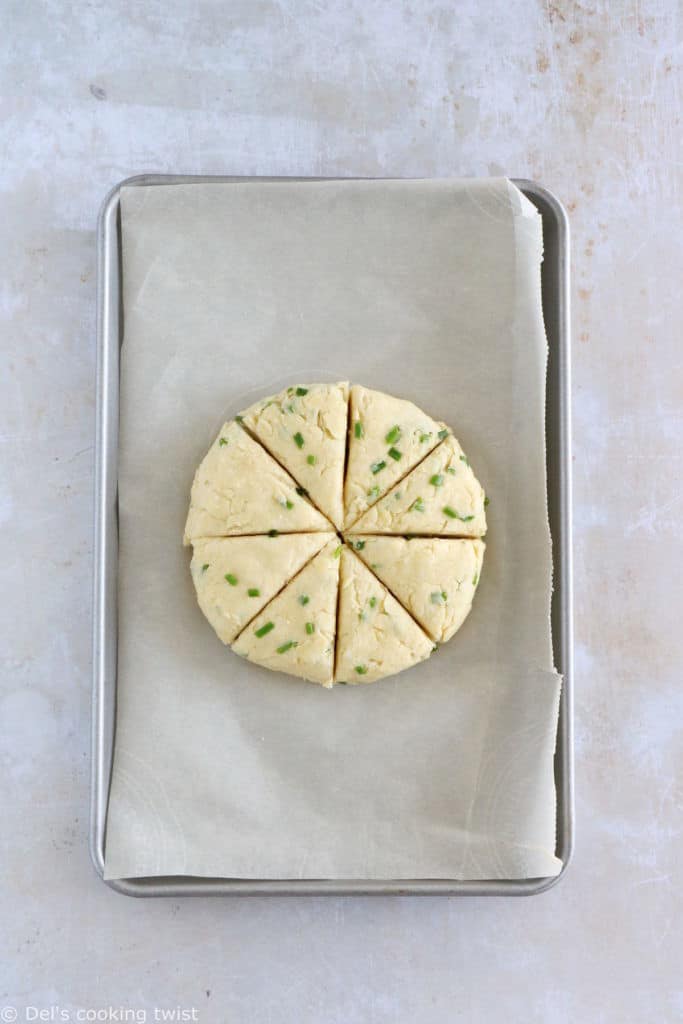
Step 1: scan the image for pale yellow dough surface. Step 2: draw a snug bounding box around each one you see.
[183,420,331,543]
[351,536,485,643]
[343,385,446,528]
[190,533,333,644]
[231,538,341,687]
[348,434,487,537]
[335,547,433,684]
[242,382,349,530]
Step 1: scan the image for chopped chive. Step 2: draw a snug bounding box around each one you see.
[443,506,457,519]
[305,622,315,635]
[295,387,308,396]
[255,621,275,637]
[298,595,310,606]
[371,460,387,475]
[224,573,238,586]
[446,467,457,475]
[429,474,444,487]
[472,572,479,586]
[235,415,244,424]
[432,644,439,653]
[358,611,366,622]
[385,425,401,445]
[276,640,298,654]
[352,540,365,551]
[387,447,402,461]
[267,529,279,537]
[369,596,377,608]
[286,402,295,413]
[438,428,449,440]
[285,499,294,509]
[409,497,425,513]
[247,587,261,597]
[419,431,432,443]
[354,665,368,675]
[367,485,381,500]
[293,431,305,448]
[201,563,209,573]
[333,545,342,558]
[484,496,490,506]
[287,387,295,395]
[218,437,229,447]
[430,591,447,605]
[459,454,470,466]
[295,486,308,497]
[460,514,475,522]
[306,454,317,466]
[354,421,364,439]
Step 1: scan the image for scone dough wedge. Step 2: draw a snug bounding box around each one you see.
[343,384,446,528]
[190,533,334,645]
[183,420,331,544]
[231,538,341,687]
[348,434,487,537]
[350,536,485,644]
[335,547,434,685]
[241,382,349,530]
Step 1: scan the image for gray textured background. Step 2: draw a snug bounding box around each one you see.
[2,1,681,1020]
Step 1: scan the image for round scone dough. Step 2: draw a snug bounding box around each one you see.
[349,536,485,644]
[185,383,488,688]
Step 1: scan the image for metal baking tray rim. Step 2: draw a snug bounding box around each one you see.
[91,175,573,897]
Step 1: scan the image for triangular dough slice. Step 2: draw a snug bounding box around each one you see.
[190,533,334,644]
[335,547,433,685]
[183,420,331,543]
[347,434,487,537]
[350,536,485,643]
[231,538,341,687]
[241,382,349,529]
[343,384,446,528]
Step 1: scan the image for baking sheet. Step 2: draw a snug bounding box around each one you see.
[101,178,565,883]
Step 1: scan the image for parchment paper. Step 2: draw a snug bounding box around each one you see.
[104,178,562,880]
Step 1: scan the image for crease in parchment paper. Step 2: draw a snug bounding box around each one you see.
[104,178,562,881]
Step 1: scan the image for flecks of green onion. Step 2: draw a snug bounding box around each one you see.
[296,387,308,396]
[305,622,315,635]
[353,540,365,550]
[443,506,458,519]
[371,460,386,475]
[354,421,364,439]
[385,425,401,445]
[419,431,432,443]
[201,563,209,572]
[387,447,402,461]
[446,467,457,475]
[224,573,238,585]
[255,621,275,637]
[306,454,317,465]
[369,596,377,608]
[276,640,298,654]
[355,665,368,675]
[430,591,448,605]
[484,496,490,506]
[438,428,449,440]
[218,437,228,447]
[298,595,310,606]
[248,588,260,597]
[409,497,425,513]
[472,572,479,586]
[459,454,470,466]
[367,485,380,500]
[430,474,444,487]
[293,432,305,448]
[333,545,342,558]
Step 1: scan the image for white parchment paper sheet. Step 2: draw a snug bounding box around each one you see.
[104,179,562,880]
